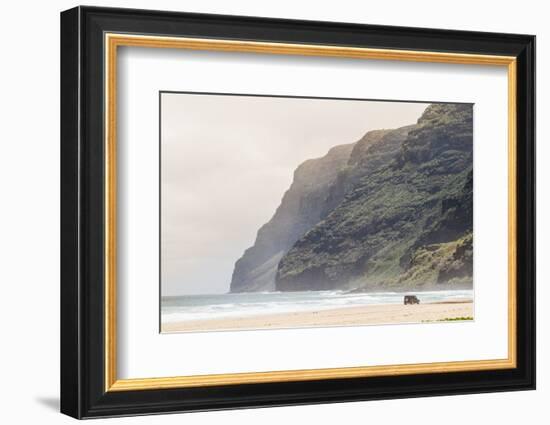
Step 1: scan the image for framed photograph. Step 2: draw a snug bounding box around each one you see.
[60,6,535,419]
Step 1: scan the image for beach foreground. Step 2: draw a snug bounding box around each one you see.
[162,300,473,333]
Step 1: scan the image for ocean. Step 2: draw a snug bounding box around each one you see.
[161,289,473,324]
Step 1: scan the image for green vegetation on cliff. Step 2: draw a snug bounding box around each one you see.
[275,104,473,292]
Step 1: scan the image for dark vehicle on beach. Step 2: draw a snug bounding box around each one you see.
[404,295,420,305]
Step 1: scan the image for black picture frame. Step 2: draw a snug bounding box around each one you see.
[61,5,535,419]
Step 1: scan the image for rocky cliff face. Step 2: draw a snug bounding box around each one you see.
[275,104,473,291]
[230,103,473,293]
[229,142,356,292]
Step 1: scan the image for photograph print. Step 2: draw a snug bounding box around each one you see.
[160,92,474,333]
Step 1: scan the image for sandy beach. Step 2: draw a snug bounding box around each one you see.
[161,300,473,333]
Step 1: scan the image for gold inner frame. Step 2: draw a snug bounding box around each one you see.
[104,33,518,392]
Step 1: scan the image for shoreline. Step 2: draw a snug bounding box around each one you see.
[161,300,473,333]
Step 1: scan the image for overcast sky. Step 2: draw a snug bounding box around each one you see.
[161,93,429,296]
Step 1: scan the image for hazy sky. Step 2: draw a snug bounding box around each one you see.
[161,93,429,296]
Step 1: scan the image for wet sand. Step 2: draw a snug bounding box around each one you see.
[161,300,473,333]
